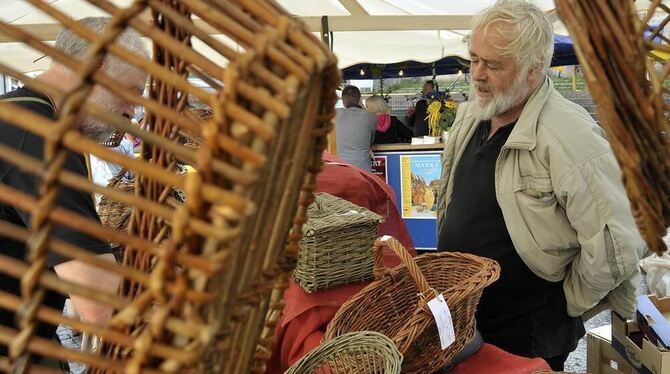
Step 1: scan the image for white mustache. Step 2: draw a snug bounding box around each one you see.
[473,82,492,92]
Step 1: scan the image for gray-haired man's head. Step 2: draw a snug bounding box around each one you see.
[53,17,149,142]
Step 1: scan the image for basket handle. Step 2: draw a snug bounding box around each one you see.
[373,236,434,298]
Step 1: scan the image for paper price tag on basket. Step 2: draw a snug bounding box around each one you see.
[427,294,455,350]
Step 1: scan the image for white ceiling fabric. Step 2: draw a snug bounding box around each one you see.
[0,0,661,73]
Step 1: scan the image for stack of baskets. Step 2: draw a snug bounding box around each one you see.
[294,192,383,292]
[324,236,500,373]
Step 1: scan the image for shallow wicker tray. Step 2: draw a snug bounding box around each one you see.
[285,331,402,374]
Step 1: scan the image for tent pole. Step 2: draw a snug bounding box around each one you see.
[321,15,338,156]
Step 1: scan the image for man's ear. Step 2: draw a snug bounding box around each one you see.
[94,55,106,71]
[526,66,543,83]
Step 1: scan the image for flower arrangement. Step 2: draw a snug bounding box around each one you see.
[426,96,458,137]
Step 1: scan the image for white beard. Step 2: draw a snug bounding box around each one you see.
[81,88,123,143]
[469,73,529,122]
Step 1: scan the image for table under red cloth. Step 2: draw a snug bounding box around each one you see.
[268,153,551,373]
[448,343,550,373]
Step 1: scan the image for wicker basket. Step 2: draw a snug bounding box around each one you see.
[294,192,383,292]
[324,236,500,373]
[285,331,403,374]
[555,0,670,254]
[0,1,339,372]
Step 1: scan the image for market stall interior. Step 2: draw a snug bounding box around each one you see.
[0,0,668,374]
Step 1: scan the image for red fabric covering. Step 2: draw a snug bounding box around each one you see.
[449,343,550,374]
[268,153,550,373]
[269,153,415,373]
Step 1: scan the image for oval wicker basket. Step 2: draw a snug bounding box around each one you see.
[324,236,500,373]
[285,331,402,374]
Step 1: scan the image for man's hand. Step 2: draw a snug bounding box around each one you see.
[54,254,120,326]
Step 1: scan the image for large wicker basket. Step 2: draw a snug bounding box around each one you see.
[0,1,339,372]
[324,236,500,373]
[555,0,670,254]
[285,331,403,374]
[294,192,383,292]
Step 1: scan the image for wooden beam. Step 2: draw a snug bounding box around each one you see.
[0,15,475,43]
[0,8,566,43]
[300,15,472,32]
[546,8,560,23]
[338,0,368,16]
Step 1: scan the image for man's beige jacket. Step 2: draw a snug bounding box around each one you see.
[437,77,646,318]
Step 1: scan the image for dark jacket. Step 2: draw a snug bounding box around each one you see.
[405,99,429,136]
[373,116,413,144]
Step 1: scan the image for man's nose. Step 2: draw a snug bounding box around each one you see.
[471,64,486,82]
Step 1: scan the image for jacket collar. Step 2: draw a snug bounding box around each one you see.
[504,76,554,151]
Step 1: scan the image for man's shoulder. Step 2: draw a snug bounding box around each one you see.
[536,91,610,153]
[0,87,55,118]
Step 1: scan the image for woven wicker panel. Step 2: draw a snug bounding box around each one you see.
[285,331,403,374]
[324,237,500,374]
[555,0,670,254]
[0,1,338,373]
[294,192,383,292]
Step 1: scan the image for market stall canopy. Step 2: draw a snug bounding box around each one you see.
[0,0,661,74]
[340,34,578,79]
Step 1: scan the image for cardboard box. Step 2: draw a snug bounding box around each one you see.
[637,295,670,349]
[612,310,670,373]
[588,324,634,374]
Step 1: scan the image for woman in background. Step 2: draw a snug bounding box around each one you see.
[366,95,413,144]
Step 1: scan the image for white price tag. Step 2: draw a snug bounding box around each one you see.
[427,294,455,350]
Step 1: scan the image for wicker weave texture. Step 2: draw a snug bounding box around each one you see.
[285,331,403,374]
[555,0,670,254]
[324,237,500,374]
[0,1,339,373]
[294,192,383,292]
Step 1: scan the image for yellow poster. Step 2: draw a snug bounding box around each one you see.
[400,154,441,219]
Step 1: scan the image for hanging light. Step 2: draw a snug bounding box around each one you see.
[398,69,404,76]
[359,68,365,76]
[458,69,463,76]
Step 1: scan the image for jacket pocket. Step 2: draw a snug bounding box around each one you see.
[513,177,578,252]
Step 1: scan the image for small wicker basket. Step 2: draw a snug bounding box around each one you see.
[294,192,383,292]
[324,236,500,373]
[284,331,402,374]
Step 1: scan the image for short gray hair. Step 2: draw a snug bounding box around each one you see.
[468,0,554,73]
[55,16,149,74]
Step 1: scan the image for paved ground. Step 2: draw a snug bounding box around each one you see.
[565,310,611,372]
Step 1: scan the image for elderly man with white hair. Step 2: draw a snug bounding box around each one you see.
[0,16,148,362]
[436,0,645,370]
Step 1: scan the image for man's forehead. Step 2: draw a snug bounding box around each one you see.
[470,21,514,48]
[470,24,514,61]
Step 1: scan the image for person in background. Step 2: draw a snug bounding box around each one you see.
[436,0,645,370]
[405,80,434,137]
[365,95,413,144]
[335,85,376,171]
[89,134,135,206]
[0,16,148,359]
